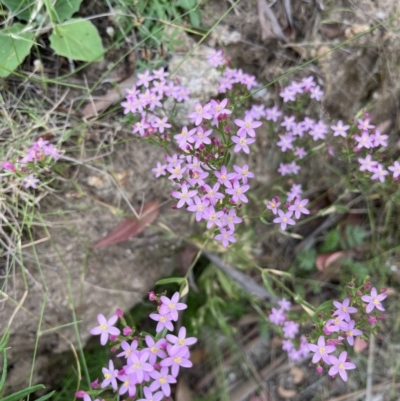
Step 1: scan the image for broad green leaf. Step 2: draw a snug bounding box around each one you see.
[0,0,34,21]
[176,0,197,9]
[53,0,83,22]
[2,384,45,401]
[155,277,185,285]
[49,19,104,62]
[0,23,35,77]
[189,9,201,28]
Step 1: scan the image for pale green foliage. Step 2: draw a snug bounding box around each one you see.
[50,19,104,62]
[0,23,35,77]
[0,0,34,21]
[0,0,103,75]
[53,0,83,22]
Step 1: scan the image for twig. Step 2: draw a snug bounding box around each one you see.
[365,334,375,401]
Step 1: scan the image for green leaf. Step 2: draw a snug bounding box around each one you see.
[0,23,35,77]
[2,384,45,401]
[176,0,197,9]
[261,271,277,299]
[189,9,201,28]
[35,390,56,401]
[320,229,341,252]
[53,0,83,22]
[155,277,185,285]
[49,19,104,62]
[0,349,7,393]
[0,0,34,21]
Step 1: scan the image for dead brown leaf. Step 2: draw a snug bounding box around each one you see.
[277,385,297,399]
[175,379,193,401]
[320,23,342,39]
[81,75,137,119]
[316,251,348,271]
[354,337,368,353]
[257,0,288,42]
[93,200,160,248]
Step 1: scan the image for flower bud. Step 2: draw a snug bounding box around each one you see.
[110,346,117,352]
[91,378,99,389]
[316,365,323,374]
[364,282,371,291]
[224,125,231,133]
[110,335,117,342]
[348,282,354,287]
[368,316,377,325]
[357,290,363,296]
[1,161,16,172]
[75,390,87,398]
[380,288,387,293]
[148,291,157,301]
[123,327,133,336]
[116,308,123,318]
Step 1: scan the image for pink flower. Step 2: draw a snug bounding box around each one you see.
[234,117,262,137]
[117,340,138,358]
[361,287,387,313]
[172,183,198,208]
[388,161,400,178]
[76,390,91,401]
[149,367,177,397]
[308,336,336,364]
[328,351,356,382]
[288,198,310,219]
[2,161,16,172]
[220,208,242,231]
[90,314,121,346]
[160,346,193,377]
[358,155,377,172]
[280,87,296,102]
[225,180,250,203]
[354,132,373,149]
[126,352,154,383]
[266,198,281,215]
[188,102,213,126]
[149,312,174,332]
[187,196,209,221]
[193,127,212,148]
[283,321,299,339]
[166,326,197,355]
[159,292,188,321]
[310,85,323,101]
[269,307,286,325]
[101,359,119,390]
[153,117,171,134]
[231,132,255,154]
[137,70,153,87]
[233,164,254,183]
[265,106,282,122]
[331,120,350,137]
[357,118,374,131]
[273,210,296,231]
[215,166,236,188]
[278,298,291,311]
[333,298,357,322]
[203,206,224,229]
[202,183,225,206]
[214,228,236,247]
[341,320,363,346]
[370,164,389,183]
[23,174,40,189]
[137,387,164,401]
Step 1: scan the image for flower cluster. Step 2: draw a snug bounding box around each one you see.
[1,138,60,189]
[266,183,310,231]
[268,298,310,361]
[308,285,387,382]
[81,291,197,401]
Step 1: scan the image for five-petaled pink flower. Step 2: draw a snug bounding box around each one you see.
[361,287,387,313]
[333,298,358,322]
[159,292,188,321]
[328,351,356,382]
[273,210,296,231]
[308,335,336,364]
[90,314,121,345]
